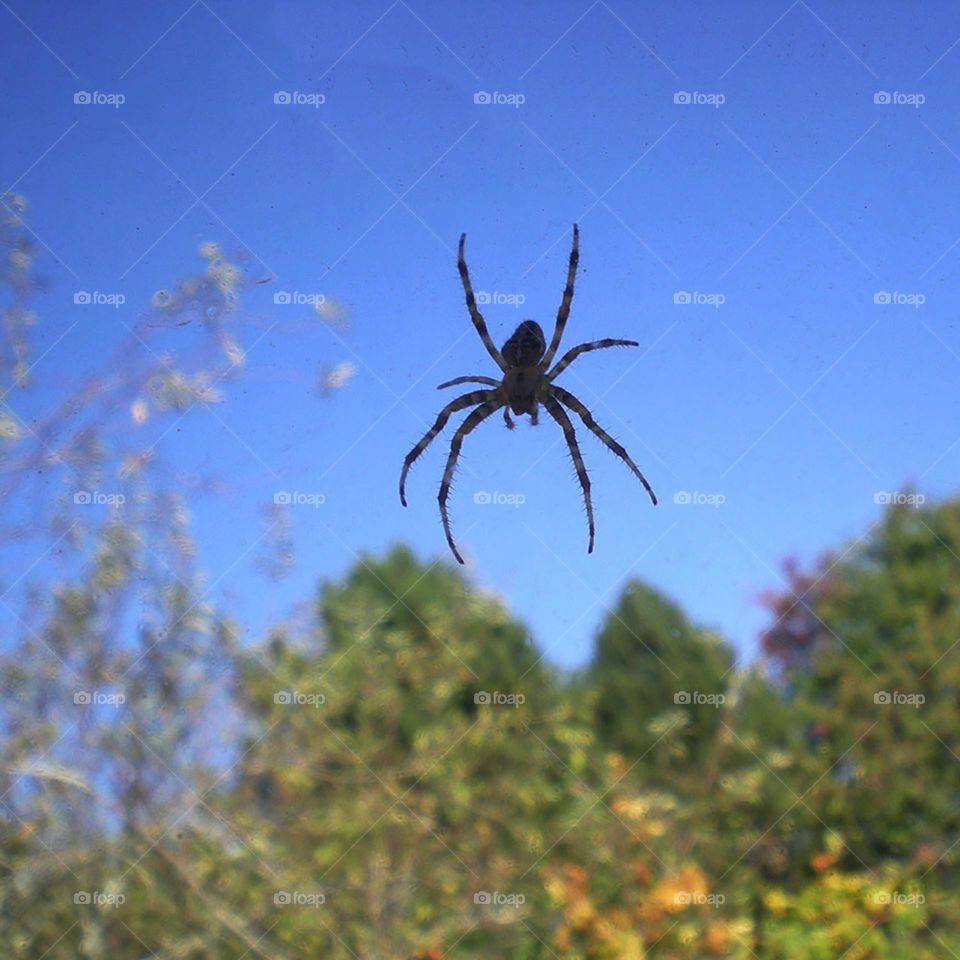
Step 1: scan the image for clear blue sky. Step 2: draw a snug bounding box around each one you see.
[4,0,960,668]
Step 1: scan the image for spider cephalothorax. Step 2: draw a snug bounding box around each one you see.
[399,224,657,564]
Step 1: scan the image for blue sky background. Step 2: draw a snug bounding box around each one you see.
[4,0,960,669]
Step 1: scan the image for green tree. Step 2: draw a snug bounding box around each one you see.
[0,204,254,958]
[588,581,735,777]
[757,498,960,950]
[226,546,592,959]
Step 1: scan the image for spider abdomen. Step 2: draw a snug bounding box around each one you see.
[501,320,546,366]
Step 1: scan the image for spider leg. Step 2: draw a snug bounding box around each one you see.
[458,234,508,372]
[438,401,502,564]
[400,389,498,507]
[547,339,638,381]
[552,385,657,506]
[541,223,579,369]
[543,394,594,554]
[437,375,500,390]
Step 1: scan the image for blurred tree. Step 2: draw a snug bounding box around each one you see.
[757,499,960,941]
[0,196,254,957]
[225,546,591,958]
[588,581,735,777]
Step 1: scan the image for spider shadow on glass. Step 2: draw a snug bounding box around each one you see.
[399,223,657,564]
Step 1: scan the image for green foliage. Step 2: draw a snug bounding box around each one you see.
[589,581,735,775]
[761,501,960,869]
[5,526,960,957]
[230,546,583,957]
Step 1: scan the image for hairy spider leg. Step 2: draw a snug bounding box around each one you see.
[541,223,580,368]
[543,395,595,553]
[399,389,499,506]
[437,375,500,390]
[547,339,638,381]
[552,385,657,506]
[438,401,501,564]
[458,234,508,371]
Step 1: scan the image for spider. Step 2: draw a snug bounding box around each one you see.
[399,223,657,564]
